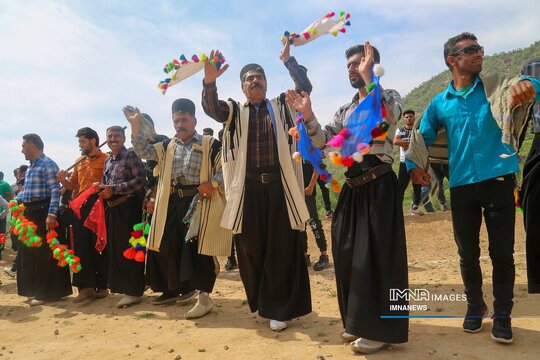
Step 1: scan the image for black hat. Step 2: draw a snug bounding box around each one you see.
[171,98,196,116]
[240,63,266,82]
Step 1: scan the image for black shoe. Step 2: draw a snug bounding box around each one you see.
[305,254,311,266]
[225,257,237,271]
[313,255,330,271]
[491,316,513,344]
[152,292,179,305]
[462,303,488,333]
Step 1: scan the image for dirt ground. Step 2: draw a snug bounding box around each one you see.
[1,211,539,360]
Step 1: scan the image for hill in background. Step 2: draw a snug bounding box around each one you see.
[402,40,540,113]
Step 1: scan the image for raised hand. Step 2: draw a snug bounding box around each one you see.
[508,80,536,108]
[122,106,141,125]
[203,50,229,84]
[280,37,291,63]
[358,41,374,85]
[285,89,314,120]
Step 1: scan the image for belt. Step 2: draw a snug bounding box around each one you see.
[106,194,134,208]
[24,198,50,210]
[170,186,198,198]
[245,172,280,184]
[345,163,393,188]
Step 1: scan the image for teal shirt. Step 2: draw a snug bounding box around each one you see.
[406,76,540,188]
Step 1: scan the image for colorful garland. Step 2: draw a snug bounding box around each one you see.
[0,233,6,251]
[7,200,81,272]
[290,113,341,193]
[123,219,150,262]
[46,229,82,273]
[325,65,388,168]
[8,201,42,247]
[157,52,226,94]
[282,11,351,46]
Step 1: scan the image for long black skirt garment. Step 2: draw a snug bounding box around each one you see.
[521,133,540,294]
[332,158,409,344]
[17,200,72,301]
[146,193,217,294]
[106,195,145,297]
[234,178,312,321]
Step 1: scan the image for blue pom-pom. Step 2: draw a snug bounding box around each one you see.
[284,31,290,36]
[345,21,351,26]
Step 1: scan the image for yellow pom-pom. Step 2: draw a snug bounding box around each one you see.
[200,53,207,62]
[292,151,301,162]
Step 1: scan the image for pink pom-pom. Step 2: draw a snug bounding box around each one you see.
[303,32,310,39]
[191,55,199,62]
[327,135,344,148]
[339,28,346,33]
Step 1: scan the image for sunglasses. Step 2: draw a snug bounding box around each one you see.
[450,44,484,56]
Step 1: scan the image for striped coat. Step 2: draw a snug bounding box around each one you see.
[220,95,309,234]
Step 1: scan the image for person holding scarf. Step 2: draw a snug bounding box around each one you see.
[201,39,311,332]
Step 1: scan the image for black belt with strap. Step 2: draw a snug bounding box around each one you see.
[246,171,280,184]
[170,185,199,198]
[345,163,393,188]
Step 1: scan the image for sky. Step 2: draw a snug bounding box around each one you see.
[1,0,539,184]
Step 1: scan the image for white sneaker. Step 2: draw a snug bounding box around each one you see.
[28,299,45,307]
[410,205,424,216]
[350,338,387,354]
[269,320,287,332]
[184,298,213,319]
[116,295,141,308]
[4,267,16,277]
[341,331,359,341]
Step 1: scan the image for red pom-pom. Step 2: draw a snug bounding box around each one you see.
[319,174,328,182]
[123,247,136,260]
[134,250,146,262]
[371,128,383,138]
[339,28,346,33]
[338,128,350,138]
[342,157,354,167]
[131,229,143,238]
[381,107,387,118]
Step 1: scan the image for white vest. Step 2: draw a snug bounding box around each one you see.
[220,97,309,234]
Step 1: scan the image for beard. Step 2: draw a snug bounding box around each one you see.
[350,77,365,89]
[81,148,91,156]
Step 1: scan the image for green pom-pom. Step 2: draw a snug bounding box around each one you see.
[366,82,376,92]
[133,223,144,230]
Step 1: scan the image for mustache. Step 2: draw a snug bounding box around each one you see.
[178,127,188,132]
[250,83,263,89]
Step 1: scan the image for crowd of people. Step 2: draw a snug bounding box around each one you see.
[1,32,539,355]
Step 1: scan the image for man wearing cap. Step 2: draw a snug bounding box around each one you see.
[100,126,147,308]
[127,98,225,319]
[201,40,311,331]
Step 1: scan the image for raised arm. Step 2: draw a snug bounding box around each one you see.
[123,106,159,161]
[280,38,313,95]
[202,50,231,123]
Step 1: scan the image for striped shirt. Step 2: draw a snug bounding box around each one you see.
[133,132,223,186]
[16,154,60,216]
[202,56,312,170]
[102,147,146,194]
[305,89,403,164]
